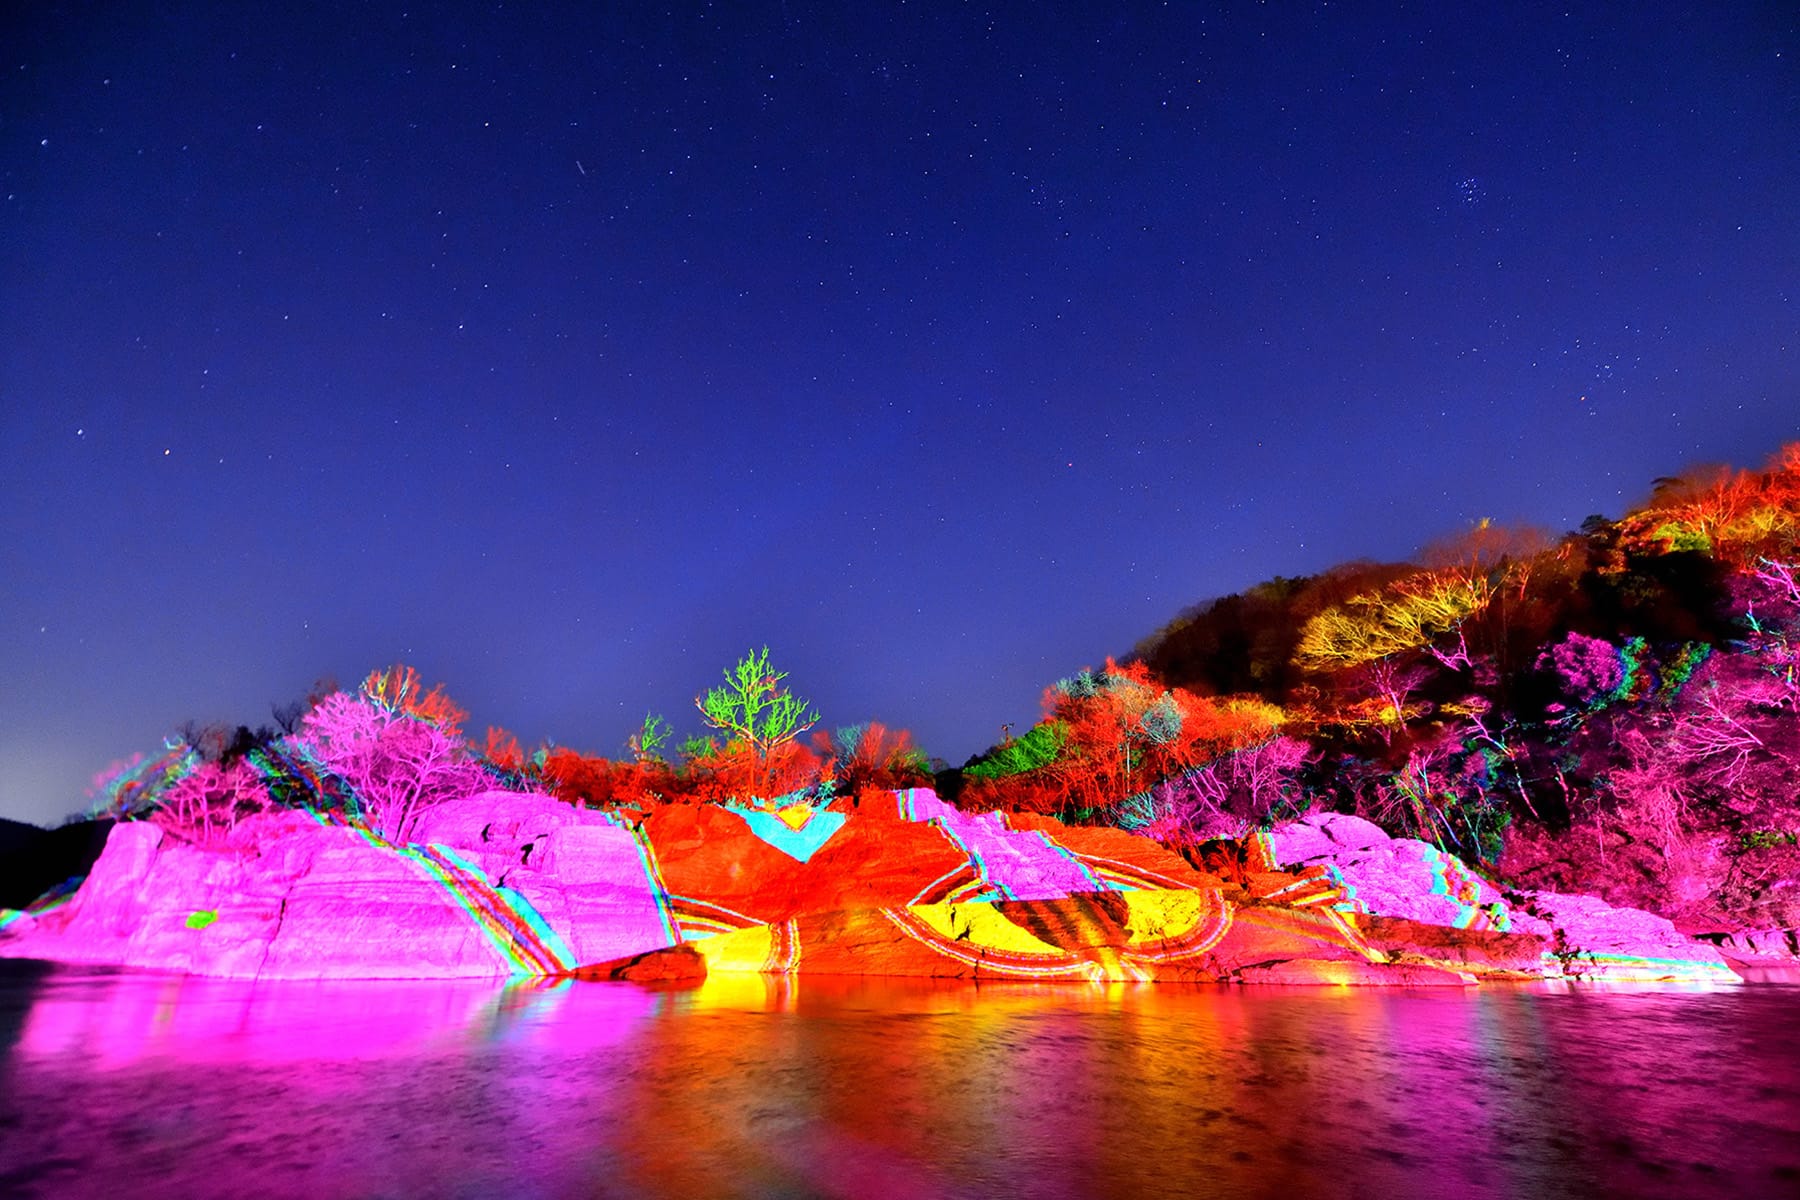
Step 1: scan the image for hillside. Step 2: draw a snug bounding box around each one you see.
[1085,444,1800,932]
[23,444,1800,944]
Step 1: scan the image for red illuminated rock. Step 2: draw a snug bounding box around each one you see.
[1354,914,1551,979]
[641,802,976,925]
[602,891,1478,986]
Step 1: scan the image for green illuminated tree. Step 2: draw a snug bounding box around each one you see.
[626,712,672,764]
[695,647,820,796]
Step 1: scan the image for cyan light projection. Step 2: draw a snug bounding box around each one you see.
[722,801,847,863]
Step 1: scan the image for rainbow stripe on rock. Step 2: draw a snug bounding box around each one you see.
[306,810,579,977]
[0,877,85,933]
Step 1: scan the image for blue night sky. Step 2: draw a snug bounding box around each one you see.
[2,2,1795,825]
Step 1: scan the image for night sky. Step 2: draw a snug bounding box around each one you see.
[3,2,1795,826]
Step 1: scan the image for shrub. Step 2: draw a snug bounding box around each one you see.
[150,760,273,848]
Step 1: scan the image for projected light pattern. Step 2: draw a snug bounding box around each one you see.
[87,744,195,819]
[882,891,1239,982]
[244,743,349,811]
[306,809,579,976]
[1062,853,1208,893]
[1418,844,1507,932]
[432,844,579,974]
[32,788,1720,985]
[894,788,952,823]
[722,801,848,862]
[615,815,683,952]
[894,788,1118,901]
[0,877,85,932]
[687,888,1390,984]
[665,893,766,942]
[1255,866,1357,911]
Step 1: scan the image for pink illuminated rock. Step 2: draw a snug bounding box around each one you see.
[509,820,680,967]
[254,834,516,980]
[1701,926,1800,966]
[892,788,1118,899]
[1267,811,1390,862]
[1268,811,1738,982]
[1515,891,1739,982]
[0,803,683,980]
[1006,814,1219,891]
[409,789,586,853]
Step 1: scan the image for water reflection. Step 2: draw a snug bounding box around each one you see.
[0,961,1796,1199]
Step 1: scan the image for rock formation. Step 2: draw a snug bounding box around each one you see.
[1265,811,1738,983]
[0,789,1751,985]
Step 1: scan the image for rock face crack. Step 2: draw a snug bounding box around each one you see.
[1234,959,1294,974]
[251,896,290,980]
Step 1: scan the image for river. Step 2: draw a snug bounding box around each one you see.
[1,960,1796,1199]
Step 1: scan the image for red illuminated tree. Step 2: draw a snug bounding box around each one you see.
[817,720,933,794]
[480,726,526,775]
[1026,660,1283,812]
[361,664,469,737]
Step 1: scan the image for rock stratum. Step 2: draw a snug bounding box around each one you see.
[0,789,1743,985]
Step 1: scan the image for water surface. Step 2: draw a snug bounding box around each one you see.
[1,961,1796,1199]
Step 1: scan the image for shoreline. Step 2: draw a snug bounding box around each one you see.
[0,789,1775,986]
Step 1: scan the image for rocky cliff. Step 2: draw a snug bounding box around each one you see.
[0,789,1745,985]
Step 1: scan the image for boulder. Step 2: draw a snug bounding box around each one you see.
[591,943,708,983]
[1515,891,1738,982]
[1696,926,1800,965]
[1269,811,1741,982]
[1269,813,1539,934]
[1356,914,1552,978]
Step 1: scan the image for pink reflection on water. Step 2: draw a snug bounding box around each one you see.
[13,969,656,1066]
[2,968,1796,1199]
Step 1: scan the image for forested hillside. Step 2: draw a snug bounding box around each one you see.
[953,444,1800,933]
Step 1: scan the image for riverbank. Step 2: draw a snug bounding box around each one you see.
[0,789,1768,984]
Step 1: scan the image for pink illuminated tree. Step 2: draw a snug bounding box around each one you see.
[151,759,273,848]
[1125,734,1312,845]
[297,692,491,843]
[1539,632,1625,705]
